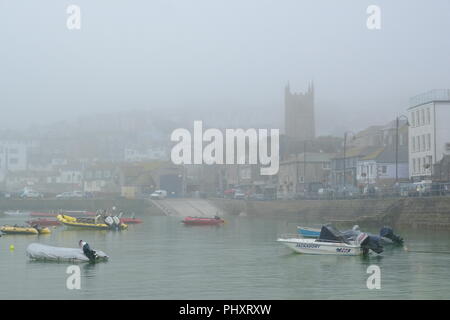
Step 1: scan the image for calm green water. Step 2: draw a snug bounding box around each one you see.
[1,212,450,299]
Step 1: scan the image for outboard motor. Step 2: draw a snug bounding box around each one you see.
[104,216,114,229]
[379,227,404,245]
[112,216,121,230]
[355,232,384,255]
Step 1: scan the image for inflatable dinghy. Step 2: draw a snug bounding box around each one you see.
[26,243,109,263]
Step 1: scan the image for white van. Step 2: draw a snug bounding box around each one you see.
[150,190,167,200]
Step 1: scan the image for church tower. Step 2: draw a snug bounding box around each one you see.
[284,81,315,141]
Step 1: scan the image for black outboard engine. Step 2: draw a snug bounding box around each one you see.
[362,235,384,254]
[354,232,384,255]
[379,227,404,245]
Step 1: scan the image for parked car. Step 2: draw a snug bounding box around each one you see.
[223,188,236,199]
[249,193,265,201]
[150,190,167,200]
[56,191,84,199]
[19,189,44,199]
[399,183,417,197]
[0,191,11,199]
[233,189,246,200]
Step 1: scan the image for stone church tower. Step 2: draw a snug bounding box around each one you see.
[284,82,315,141]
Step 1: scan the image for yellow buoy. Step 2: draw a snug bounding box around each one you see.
[9,244,15,251]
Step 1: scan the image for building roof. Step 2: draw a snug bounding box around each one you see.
[361,145,408,163]
[281,152,335,164]
[332,146,380,160]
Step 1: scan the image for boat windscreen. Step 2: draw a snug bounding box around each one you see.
[318,225,349,243]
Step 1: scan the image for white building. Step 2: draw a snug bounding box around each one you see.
[408,89,450,180]
[0,141,28,182]
[357,145,408,186]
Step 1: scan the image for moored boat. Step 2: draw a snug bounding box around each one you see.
[182,216,225,226]
[27,218,61,227]
[297,224,403,247]
[120,217,143,224]
[278,225,382,256]
[57,214,128,230]
[31,211,96,218]
[0,225,51,235]
[4,210,31,216]
[26,243,108,263]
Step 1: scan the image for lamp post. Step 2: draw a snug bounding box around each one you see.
[395,115,409,184]
[343,131,356,188]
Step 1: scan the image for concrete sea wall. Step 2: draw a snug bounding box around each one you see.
[211,197,450,230]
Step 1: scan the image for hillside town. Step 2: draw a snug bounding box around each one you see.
[1,87,449,201]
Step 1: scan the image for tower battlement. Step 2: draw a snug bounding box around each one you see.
[284,82,316,141]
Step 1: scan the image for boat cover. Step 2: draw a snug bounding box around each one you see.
[26,243,108,262]
[318,225,349,243]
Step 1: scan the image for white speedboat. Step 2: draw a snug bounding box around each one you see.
[278,225,379,256]
[277,237,364,256]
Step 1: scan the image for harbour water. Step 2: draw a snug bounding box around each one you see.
[1,213,450,299]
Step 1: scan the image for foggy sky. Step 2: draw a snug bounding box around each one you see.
[1,0,450,135]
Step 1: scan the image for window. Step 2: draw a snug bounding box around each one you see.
[411,112,416,127]
[416,110,420,126]
[382,166,387,174]
[413,158,416,173]
[421,109,425,125]
[9,158,18,164]
[422,135,426,152]
[427,108,431,124]
[412,137,416,152]
[427,134,431,151]
[9,148,18,154]
[418,158,421,172]
[417,136,421,152]
[446,143,450,152]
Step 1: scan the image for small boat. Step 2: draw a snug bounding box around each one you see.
[30,212,57,217]
[0,225,51,235]
[182,216,225,226]
[31,211,96,217]
[57,214,128,230]
[278,225,382,256]
[120,217,143,224]
[298,225,404,246]
[27,218,61,227]
[4,210,31,216]
[26,243,108,263]
[297,226,321,238]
